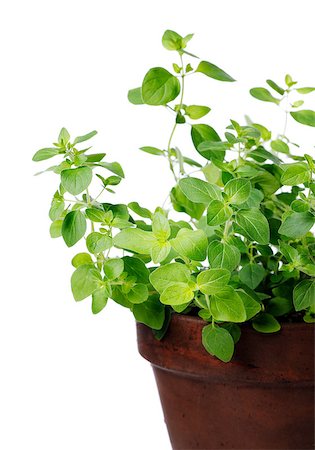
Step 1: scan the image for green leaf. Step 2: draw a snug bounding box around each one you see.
[85,153,106,163]
[239,263,265,289]
[197,141,228,161]
[300,264,315,277]
[162,30,183,50]
[114,228,156,254]
[296,87,315,94]
[224,178,251,204]
[170,228,208,261]
[285,74,296,87]
[58,127,70,146]
[49,196,65,221]
[73,130,97,145]
[96,174,121,188]
[150,241,171,264]
[85,208,108,222]
[71,252,93,268]
[266,79,285,96]
[279,212,315,238]
[160,282,194,306]
[185,105,211,120]
[96,161,124,178]
[61,166,93,195]
[150,262,191,294]
[139,146,164,156]
[104,258,124,280]
[221,323,241,343]
[196,61,235,82]
[292,100,304,108]
[171,185,205,220]
[183,156,202,168]
[197,269,230,295]
[133,296,165,329]
[92,287,108,314]
[290,110,315,127]
[178,177,222,204]
[122,256,150,284]
[202,325,234,362]
[173,63,181,73]
[238,188,264,210]
[252,313,281,333]
[266,297,293,316]
[62,211,86,247]
[50,220,63,238]
[248,147,282,164]
[208,241,240,271]
[127,284,149,304]
[207,200,233,226]
[71,264,102,301]
[251,123,272,141]
[236,209,270,244]
[211,287,247,322]
[291,199,309,213]
[182,33,194,47]
[152,212,170,240]
[236,289,261,320]
[253,170,281,196]
[128,87,144,105]
[270,139,290,154]
[153,308,172,340]
[32,148,59,161]
[279,241,299,262]
[249,88,280,104]
[191,124,221,150]
[86,232,112,254]
[281,163,310,185]
[128,202,152,219]
[293,279,315,311]
[141,67,180,105]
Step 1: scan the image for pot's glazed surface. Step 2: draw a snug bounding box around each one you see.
[137,315,314,450]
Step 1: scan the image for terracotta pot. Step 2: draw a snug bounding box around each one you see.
[137,314,314,450]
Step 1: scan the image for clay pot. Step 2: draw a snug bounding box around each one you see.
[137,314,314,450]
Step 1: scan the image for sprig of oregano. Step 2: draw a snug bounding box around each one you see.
[33,30,315,363]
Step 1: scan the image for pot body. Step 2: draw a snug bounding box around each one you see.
[137,315,314,450]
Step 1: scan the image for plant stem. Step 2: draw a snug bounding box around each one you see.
[86,188,95,232]
[92,187,106,204]
[282,92,290,137]
[223,220,231,240]
[166,53,186,182]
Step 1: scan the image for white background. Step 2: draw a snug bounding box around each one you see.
[0,1,314,449]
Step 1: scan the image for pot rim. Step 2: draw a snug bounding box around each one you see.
[137,313,314,384]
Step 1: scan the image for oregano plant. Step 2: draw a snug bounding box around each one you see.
[33,30,315,363]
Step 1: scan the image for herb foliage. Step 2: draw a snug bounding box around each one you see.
[33,30,315,362]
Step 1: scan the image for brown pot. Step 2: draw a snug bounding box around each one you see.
[137,314,314,450]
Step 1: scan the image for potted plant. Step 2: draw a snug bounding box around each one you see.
[33,30,314,450]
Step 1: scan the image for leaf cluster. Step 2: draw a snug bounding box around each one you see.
[33,30,315,363]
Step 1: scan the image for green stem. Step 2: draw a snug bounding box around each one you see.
[282,92,290,137]
[64,198,88,206]
[166,54,186,182]
[223,220,231,241]
[86,188,95,232]
[92,187,106,204]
